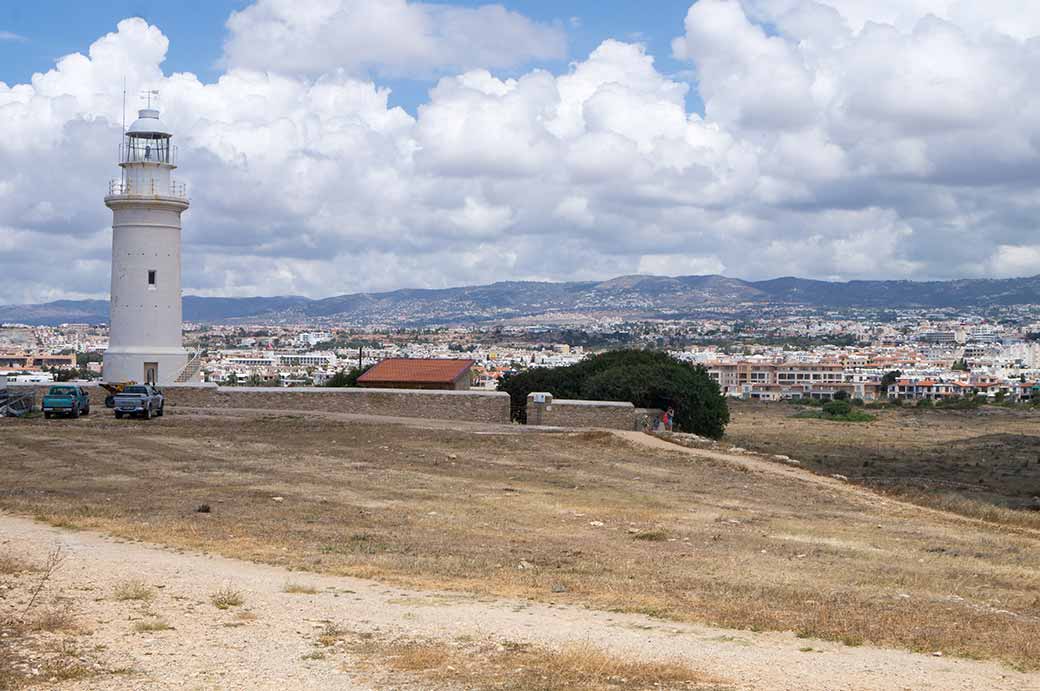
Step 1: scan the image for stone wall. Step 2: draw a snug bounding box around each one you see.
[7,383,657,429]
[6,383,511,424]
[525,392,662,430]
[10,383,108,408]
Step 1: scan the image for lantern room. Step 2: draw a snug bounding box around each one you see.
[120,108,177,165]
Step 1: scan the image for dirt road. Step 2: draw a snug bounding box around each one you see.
[3,513,1035,691]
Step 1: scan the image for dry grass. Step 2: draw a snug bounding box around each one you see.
[912,492,1040,532]
[283,581,320,595]
[631,529,669,541]
[317,622,346,648]
[132,618,173,633]
[0,551,103,691]
[325,629,719,690]
[113,578,154,602]
[211,584,244,610]
[724,401,1040,526]
[2,412,1040,668]
[0,555,33,575]
[28,602,78,633]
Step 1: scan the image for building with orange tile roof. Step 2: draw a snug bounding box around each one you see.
[357,358,475,390]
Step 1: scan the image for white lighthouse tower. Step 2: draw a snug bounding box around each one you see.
[102,104,191,385]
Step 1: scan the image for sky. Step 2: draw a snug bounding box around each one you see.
[2,0,1040,303]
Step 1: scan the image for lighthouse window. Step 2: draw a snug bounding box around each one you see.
[147,270,157,290]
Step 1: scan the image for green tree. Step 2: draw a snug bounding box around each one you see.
[880,370,902,389]
[324,365,372,387]
[498,350,729,438]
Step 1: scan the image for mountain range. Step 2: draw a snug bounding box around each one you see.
[4,274,1040,326]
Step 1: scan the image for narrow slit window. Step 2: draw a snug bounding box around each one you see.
[147,270,157,289]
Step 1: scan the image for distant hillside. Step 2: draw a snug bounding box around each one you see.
[3,274,1039,326]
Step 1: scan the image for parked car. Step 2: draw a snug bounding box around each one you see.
[41,385,91,419]
[112,385,165,420]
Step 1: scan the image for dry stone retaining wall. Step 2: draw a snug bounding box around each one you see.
[526,393,663,430]
[8,384,655,429]
[7,383,510,424]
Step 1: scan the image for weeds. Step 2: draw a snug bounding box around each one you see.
[29,602,77,633]
[632,530,669,541]
[211,584,244,610]
[132,618,173,633]
[282,581,320,595]
[22,544,65,615]
[113,579,154,602]
[317,622,345,647]
[341,634,716,690]
[0,555,31,575]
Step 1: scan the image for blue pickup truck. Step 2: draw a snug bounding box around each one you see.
[41,385,91,419]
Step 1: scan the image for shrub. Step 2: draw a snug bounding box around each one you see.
[833,390,850,401]
[211,585,244,610]
[850,398,865,407]
[133,618,173,633]
[325,365,371,388]
[113,579,154,602]
[916,398,934,408]
[822,400,852,417]
[935,395,983,410]
[498,350,729,438]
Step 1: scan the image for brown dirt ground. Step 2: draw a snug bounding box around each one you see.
[723,401,1040,511]
[7,513,1034,691]
[1,408,1039,673]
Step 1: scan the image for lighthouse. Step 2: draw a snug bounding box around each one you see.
[102,105,191,385]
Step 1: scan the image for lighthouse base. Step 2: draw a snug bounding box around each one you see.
[103,347,189,386]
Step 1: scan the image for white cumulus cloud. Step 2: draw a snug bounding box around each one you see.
[4,2,1040,304]
[222,0,566,78]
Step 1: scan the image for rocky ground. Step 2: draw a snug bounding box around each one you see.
[2,513,1036,691]
[1,407,1039,689]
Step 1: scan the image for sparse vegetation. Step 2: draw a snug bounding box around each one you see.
[632,529,669,541]
[0,555,31,575]
[113,579,154,602]
[728,401,1040,517]
[133,618,173,633]
[0,546,98,689]
[795,405,876,422]
[283,581,320,594]
[29,602,78,633]
[3,411,1040,668]
[335,633,718,690]
[317,621,345,647]
[23,544,65,615]
[211,585,244,610]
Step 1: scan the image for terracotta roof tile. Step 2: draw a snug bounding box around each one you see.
[357,358,474,384]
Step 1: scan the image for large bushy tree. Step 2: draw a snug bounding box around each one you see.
[498,350,729,438]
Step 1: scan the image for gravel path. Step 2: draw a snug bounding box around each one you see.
[3,513,1036,691]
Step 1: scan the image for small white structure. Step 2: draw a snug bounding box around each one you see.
[102,106,191,385]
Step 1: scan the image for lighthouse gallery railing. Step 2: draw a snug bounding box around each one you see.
[107,179,188,199]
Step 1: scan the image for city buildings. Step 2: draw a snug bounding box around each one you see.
[5,305,1040,402]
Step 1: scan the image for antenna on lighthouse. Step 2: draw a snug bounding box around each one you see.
[141,89,160,110]
[121,77,127,134]
[121,77,127,188]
